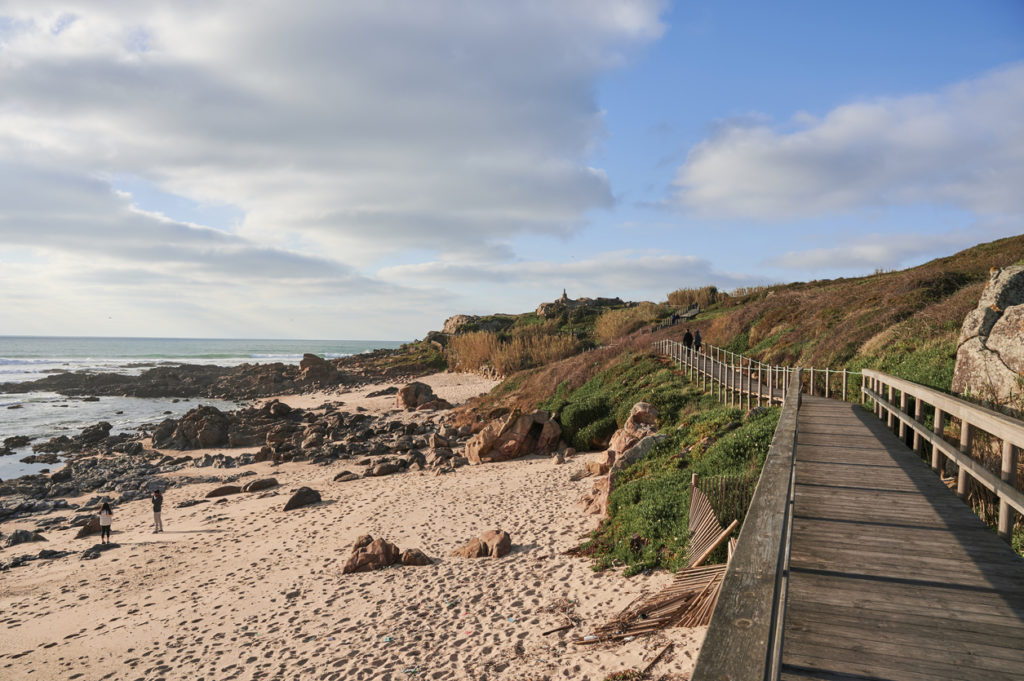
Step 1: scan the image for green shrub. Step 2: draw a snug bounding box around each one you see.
[576,415,618,451]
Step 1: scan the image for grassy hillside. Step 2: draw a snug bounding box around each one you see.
[689,234,1024,391]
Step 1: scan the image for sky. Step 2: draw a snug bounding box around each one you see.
[1,1,1022,340]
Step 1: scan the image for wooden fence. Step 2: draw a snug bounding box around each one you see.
[654,339,862,407]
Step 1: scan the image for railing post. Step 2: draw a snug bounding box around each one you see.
[957,422,972,499]
[899,390,908,442]
[999,441,1019,540]
[745,363,751,411]
[886,384,895,430]
[757,366,763,407]
[932,408,945,473]
[842,369,848,402]
[825,367,830,399]
[913,396,923,454]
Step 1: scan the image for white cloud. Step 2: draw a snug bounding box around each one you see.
[0,1,667,336]
[0,1,665,261]
[673,63,1024,220]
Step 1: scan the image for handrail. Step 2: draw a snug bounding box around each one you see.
[863,369,1023,539]
[690,368,802,681]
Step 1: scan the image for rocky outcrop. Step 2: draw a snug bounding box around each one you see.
[299,354,338,384]
[342,535,431,573]
[451,529,512,558]
[153,406,231,449]
[283,487,321,511]
[952,266,1024,415]
[579,403,665,518]
[535,290,627,318]
[464,410,561,464]
[4,529,46,548]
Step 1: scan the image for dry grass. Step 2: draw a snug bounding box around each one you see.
[686,235,1024,375]
[594,302,670,343]
[445,328,581,377]
[668,285,721,309]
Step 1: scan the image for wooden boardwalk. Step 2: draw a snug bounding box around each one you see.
[781,396,1024,681]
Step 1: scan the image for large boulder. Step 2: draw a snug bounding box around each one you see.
[464,410,561,464]
[75,516,101,539]
[206,485,242,498]
[299,354,337,384]
[396,382,447,411]
[608,402,659,455]
[152,405,231,450]
[242,478,279,493]
[342,536,401,573]
[952,266,1024,416]
[451,529,512,558]
[283,487,321,511]
[5,529,46,547]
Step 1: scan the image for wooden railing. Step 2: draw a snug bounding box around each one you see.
[689,368,803,681]
[863,369,1024,540]
[654,339,862,406]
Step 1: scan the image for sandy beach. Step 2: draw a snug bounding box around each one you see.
[0,373,704,681]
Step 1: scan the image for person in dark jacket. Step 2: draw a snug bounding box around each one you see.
[694,329,703,353]
[152,490,164,533]
[682,328,694,356]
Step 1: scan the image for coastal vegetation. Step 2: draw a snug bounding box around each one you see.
[545,353,779,574]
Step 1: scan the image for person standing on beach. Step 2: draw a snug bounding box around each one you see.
[152,490,164,533]
[98,502,113,544]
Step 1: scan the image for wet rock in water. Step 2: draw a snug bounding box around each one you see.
[242,478,279,493]
[3,435,31,450]
[283,487,321,511]
[5,529,47,547]
[205,485,243,498]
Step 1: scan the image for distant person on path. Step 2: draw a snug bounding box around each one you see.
[682,328,694,356]
[694,329,703,354]
[99,502,113,544]
[152,490,164,533]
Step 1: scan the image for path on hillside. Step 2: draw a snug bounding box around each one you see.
[781,396,1024,681]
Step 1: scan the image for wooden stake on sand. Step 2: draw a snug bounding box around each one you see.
[641,642,674,676]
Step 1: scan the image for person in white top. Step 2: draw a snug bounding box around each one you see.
[98,502,113,544]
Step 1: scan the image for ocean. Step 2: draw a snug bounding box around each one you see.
[0,336,406,480]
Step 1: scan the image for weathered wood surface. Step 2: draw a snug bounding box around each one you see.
[781,397,1024,681]
[690,370,802,681]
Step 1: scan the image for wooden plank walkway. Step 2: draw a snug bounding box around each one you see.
[781,396,1024,681]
